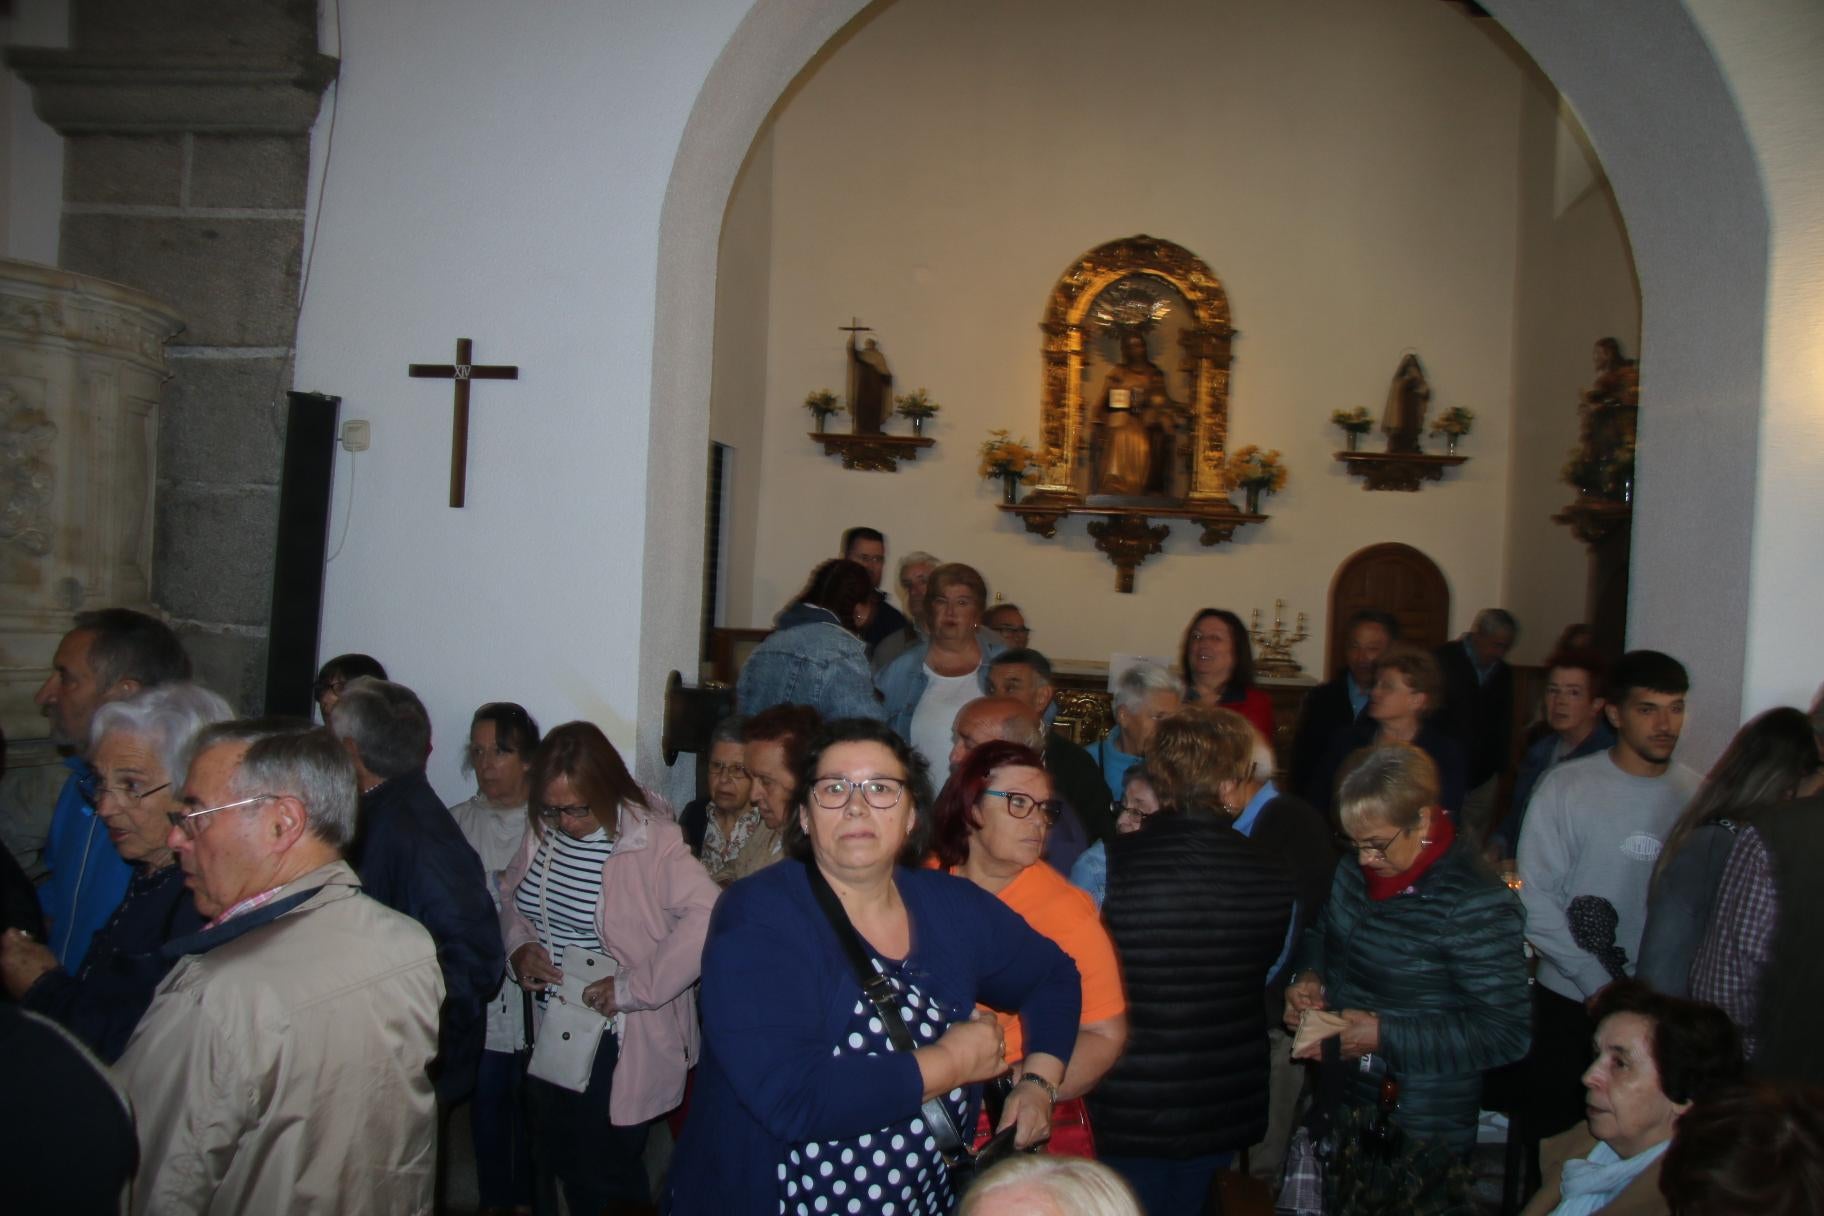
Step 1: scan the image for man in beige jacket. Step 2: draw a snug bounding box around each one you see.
[115,721,444,1216]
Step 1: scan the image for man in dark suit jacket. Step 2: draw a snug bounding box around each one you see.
[330,677,505,1108]
[985,647,1118,845]
[1290,609,1398,803]
[1433,608,1519,848]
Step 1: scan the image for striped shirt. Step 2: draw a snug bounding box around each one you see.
[514,825,614,970]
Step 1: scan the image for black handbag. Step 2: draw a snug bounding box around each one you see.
[801,859,1030,1194]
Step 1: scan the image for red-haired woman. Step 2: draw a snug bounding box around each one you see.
[932,739,1128,1155]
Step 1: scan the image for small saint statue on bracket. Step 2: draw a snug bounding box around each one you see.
[842,319,893,434]
[1381,352,1431,454]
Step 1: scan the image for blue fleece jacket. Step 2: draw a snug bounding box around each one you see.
[38,758,132,971]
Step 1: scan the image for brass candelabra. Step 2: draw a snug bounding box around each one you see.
[1249,600,1308,678]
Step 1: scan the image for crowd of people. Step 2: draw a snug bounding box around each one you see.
[4,525,1823,1216]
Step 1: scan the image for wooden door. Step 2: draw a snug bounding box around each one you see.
[1325,543,1450,677]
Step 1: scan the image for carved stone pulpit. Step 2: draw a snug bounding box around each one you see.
[0,260,182,842]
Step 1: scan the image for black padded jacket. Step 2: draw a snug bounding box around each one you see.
[1086,811,1295,1158]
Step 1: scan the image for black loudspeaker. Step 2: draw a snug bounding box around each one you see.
[263,391,341,716]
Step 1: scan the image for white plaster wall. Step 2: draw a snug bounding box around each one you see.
[1504,75,1641,667]
[282,0,1802,803]
[297,0,751,802]
[1687,0,1824,720]
[0,0,67,265]
[709,132,775,635]
[1485,0,1769,768]
[732,0,1550,669]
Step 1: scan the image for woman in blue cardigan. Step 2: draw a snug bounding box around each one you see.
[669,718,1081,1216]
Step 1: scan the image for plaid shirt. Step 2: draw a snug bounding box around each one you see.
[1689,825,1776,1056]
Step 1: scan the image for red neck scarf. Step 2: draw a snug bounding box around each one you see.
[1362,811,1455,901]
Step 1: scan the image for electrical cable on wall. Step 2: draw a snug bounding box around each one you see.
[325,446,357,563]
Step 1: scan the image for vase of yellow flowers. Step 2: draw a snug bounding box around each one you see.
[979,429,1039,504]
[1430,406,1474,455]
[1226,444,1287,515]
[895,389,941,436]
[804,389,842,434]
[1331,407,1374,452]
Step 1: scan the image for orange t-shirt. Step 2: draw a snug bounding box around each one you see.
[985,862,1126,1062]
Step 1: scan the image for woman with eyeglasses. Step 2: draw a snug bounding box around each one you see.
[311,651,386,721]
[670,718,1081,1216]
[498,721,719,1215]
[1068,765,1161,909]
[447,701,540,1216]
[932,740,1128,1159]
[677,713,759,884]
[1088,706,1295,1215]
[1284,741,1528,1158]
[0,683,231,1062]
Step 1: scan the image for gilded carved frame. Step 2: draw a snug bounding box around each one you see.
[1035,235,1236,501]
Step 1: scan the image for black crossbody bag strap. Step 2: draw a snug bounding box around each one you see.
[801,860,973,1164]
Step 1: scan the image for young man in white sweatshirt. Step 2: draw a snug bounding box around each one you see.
[1517,649,1700,1138]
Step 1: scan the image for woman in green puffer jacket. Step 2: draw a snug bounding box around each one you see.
[1285,741,1530,1157]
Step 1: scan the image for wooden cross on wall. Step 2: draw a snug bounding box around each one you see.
[408,337,519,508]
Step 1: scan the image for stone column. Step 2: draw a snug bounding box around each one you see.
[6,0,337,711]
[0,260,182,858]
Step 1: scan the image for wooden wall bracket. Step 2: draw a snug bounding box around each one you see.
[811,432,935,471]
[998,494,1264,592]
[1334,450,1467,491]
[1552,498,1633,548]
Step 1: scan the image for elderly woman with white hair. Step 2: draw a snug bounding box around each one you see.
[1090,662,1183,800]
[961,1155,1142,1216]
[0,682,233,1061]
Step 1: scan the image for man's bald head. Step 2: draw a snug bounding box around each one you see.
[949,696,1044,768]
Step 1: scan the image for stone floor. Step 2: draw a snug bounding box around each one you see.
[439,1104,676,1215]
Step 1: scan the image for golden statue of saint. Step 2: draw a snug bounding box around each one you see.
[1097,391,1152,494]
[1094,331,1170,495]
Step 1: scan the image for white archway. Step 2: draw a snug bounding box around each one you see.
[635,0,1771,778]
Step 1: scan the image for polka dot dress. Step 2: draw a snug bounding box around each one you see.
[778,958,968,1215]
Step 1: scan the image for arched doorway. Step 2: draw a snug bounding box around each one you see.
[635,0,1769,780]
[1326,543,1450,676]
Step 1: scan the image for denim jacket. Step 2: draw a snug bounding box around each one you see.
[872,629,1005,738]
[736,603,886,722]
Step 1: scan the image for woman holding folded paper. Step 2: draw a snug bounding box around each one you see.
[669,718,1081,1216]
[499,721,720,1215]
[1284,741,1529,1157]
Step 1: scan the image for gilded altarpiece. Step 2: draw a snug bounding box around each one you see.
[1003,236,1261,591]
